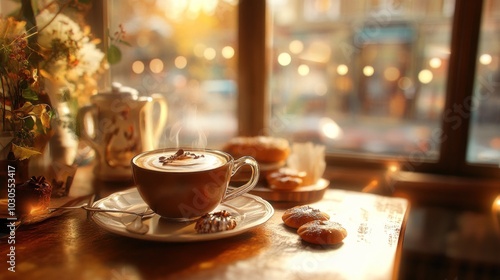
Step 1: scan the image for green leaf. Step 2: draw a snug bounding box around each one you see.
[24,116,35,130]
[107,44,122,65]
[35,118,44,133]
[22,88,39,101]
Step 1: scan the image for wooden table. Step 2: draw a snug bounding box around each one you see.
[1,165,409,280]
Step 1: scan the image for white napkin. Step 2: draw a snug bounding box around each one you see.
[287,142,326,185]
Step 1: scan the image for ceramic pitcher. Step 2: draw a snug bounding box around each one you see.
[78,84,168,181]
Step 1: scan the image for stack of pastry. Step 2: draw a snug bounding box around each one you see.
[224,136,290,183]
[265,142,325,191]
[225,137,326,191]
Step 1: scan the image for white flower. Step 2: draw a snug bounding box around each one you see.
[36,10,83,49]
[36,9,105,103]
[36,10,105,77]
[71,40,105,77]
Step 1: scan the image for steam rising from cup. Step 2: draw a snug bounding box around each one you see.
[167,106,207,149]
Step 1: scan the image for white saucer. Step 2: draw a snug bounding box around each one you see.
[91,188,274,242]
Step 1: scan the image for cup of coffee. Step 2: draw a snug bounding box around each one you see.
[131,148,260,221]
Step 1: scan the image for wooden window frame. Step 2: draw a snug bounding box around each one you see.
[238,0,500,207]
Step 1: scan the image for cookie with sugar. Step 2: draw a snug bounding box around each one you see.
[281,205,330,229]
[297,220,347,245]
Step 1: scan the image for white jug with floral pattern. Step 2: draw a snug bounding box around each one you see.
[78,83,167,181]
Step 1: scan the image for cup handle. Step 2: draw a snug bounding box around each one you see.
[76,105,99,151]
[222,156,260,202]
[150,94,168,147]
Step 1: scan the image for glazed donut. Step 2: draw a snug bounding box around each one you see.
[297,220,347,245]
[195,210,237,234]
[224,136,290,163]
[282,205,330,229]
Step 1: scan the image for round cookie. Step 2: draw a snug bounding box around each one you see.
[297,220,347,245]
[282,205,330,229]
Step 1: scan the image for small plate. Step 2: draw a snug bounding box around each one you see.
[250,178,330,204]
[91,188,274,242]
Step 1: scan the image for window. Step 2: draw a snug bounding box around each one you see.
[108,0,239,148]
[237,0,500,182]
[107,0,499,182]
[3,0,487,186]
[468,0,500,166]
[268,0,454,162]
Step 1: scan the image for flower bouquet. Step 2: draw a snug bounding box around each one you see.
[1,0,124,194]
[0,16,53,162]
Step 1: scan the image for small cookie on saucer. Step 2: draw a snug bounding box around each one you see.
[282,205,330,229]
[195,210,237,234]
[297,220,347,245]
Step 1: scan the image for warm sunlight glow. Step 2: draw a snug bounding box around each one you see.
[362,180,379,193]
[388,164,400,173]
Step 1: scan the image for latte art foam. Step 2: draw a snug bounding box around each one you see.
[135,150,227,172]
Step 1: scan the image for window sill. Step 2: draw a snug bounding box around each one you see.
[390,171,500,211]
[324,162,499,210]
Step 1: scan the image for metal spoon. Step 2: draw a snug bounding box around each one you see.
[49,205,153,216]
[48,205,155,234]
[124,212,151,235]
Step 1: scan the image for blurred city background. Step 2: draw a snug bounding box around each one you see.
[107,0,499,166]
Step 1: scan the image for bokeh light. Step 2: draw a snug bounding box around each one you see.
[479,54,492,65]
[289,40,304,54]
[174,56,187,69]
[298,64,310,76]
[132,60,145,74]
[222,46,235,59]
[363,66,374,77]
[149,58,164,73]
[418,69,433,84]
[278,52,292,66]
[336,64,348,76]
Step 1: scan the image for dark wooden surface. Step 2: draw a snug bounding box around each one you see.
[0,165,409,280]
